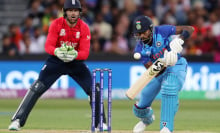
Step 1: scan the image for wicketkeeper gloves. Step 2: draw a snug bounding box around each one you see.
[65,45,78,62]
[54,43,78,62]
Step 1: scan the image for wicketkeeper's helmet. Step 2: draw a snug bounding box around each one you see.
[64,0,82,11]
[63,0,82,17]
[133,15,153,34]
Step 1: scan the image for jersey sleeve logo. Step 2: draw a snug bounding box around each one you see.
[60,29,66,36]
[87,35,91,40]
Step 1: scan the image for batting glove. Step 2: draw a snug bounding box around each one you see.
[163,50,178,66]
[169,38,184,53]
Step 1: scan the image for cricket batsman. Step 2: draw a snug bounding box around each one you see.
[131,15,194,133]
[8,0,107,131]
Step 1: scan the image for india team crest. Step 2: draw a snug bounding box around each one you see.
[136,21,141,30]
[60,29,65,36]
[156,41,161,47]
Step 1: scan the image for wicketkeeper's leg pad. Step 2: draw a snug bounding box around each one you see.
[11,80,47,127]
[133,104,155,125]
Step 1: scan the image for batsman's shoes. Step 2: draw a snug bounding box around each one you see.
[160,127,172,133]
[133,114,155,133]
[133,121,146,133]
[95,123,108,131]
[8,119,21,131]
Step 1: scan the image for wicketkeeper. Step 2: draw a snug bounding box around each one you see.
[8,0,107,131]
[131,15,194,133]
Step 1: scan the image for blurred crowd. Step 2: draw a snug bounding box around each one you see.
[1,0,220,61]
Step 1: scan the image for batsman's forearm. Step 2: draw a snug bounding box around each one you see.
[176,26,195,40]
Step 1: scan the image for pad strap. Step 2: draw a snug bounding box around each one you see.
[30,80,46,94]
[133,104,154,125]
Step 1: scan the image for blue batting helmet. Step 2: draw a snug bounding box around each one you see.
[133,15,153,33]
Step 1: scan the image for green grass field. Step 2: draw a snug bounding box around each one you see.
[0,99,220,133]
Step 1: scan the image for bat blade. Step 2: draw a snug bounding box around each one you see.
[126,59,165,100]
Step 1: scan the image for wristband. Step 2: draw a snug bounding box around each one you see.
[180,30,190,39]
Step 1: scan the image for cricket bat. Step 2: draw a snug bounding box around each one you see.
[126,58,165,100]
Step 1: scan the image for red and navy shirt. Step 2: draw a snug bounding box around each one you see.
[45,17,91,60]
